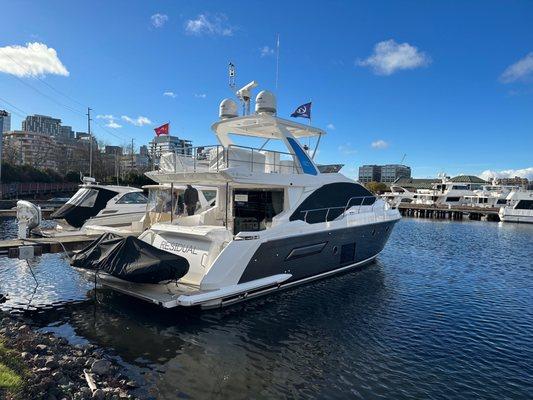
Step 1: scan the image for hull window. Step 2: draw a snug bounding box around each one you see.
[515,200,533,210]
[340,243,356,266]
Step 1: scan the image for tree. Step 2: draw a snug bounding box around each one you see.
[365,181,388,194]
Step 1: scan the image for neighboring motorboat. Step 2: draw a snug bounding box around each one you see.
[499,188,533,223]
[381,185,416,207]
[18,177,148,238]
[78,85,401,309]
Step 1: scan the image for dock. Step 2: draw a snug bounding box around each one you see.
[397,203,501,221]
[0,208,56,218]
[0,235,95,258]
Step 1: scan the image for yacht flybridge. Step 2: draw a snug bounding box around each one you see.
[75,86,401,309]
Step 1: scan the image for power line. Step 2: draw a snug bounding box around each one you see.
[0,96,28,118]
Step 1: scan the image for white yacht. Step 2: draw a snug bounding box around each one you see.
[463,182,516,208]
[499,188,533,223]
[381,184,416,207]
[17,178,148,238]
[75,86,401,309]
[414,175,483,206]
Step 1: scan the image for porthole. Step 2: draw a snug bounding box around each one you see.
[332,246,339,255]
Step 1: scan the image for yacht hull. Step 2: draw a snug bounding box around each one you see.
[239,219,397,284]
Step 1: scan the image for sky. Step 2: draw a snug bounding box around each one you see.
[0,0,532,180]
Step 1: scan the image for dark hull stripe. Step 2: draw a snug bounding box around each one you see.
[238,219,397,284]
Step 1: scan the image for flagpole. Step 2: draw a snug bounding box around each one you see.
[275,34,280,91]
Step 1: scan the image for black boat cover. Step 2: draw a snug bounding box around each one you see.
[51,187,117,228]
[71,233,189,284]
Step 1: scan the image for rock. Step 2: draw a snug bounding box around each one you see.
[126,381,137,388]
[92,389,105,400]
[79,387,92,400]
[45,357,59,369]
[18,324,29,331]
[36,344,48,352]
[85,357,96,368]
[91,360,112,375]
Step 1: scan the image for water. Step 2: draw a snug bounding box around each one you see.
[1,217,532,399]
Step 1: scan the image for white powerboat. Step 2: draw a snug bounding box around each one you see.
[79,85,401,309]
[17,178,148,238]
[381,185,416,207]
[499,188,533,223]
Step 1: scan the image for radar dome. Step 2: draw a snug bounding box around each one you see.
[219,98,238,119]
[255,90,276,115]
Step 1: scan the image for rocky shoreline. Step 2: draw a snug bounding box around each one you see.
[0,314,139,400]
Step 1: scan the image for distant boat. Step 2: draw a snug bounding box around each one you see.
[499,188,533,223]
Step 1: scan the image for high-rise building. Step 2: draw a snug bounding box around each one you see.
[358,165,381,183]
[22,115,62,136]
[2,130,58,170]
[358,164,411,183]
[0,110,11,133]
[139,145,149,157]
[105,145,123,156]
[149,135,192,163]
[59,125,75,141]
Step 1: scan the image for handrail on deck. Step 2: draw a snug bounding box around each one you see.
[300,196,377,223]
[169,144,303,174]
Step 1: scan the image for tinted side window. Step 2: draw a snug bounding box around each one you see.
[516,200,533,210]
[290,183,375,224]
[116,192,148,204]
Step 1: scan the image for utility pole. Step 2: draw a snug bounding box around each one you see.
[87,107,92,177]
[131,138,134,173]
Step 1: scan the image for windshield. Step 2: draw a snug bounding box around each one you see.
[66,188,99,207]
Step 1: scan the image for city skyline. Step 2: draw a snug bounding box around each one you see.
[0,1,532,180]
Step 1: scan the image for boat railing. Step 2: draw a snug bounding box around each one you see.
[165,144,303,174]
[300,196,377,223]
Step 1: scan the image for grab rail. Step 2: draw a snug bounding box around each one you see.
[300,196,377,223]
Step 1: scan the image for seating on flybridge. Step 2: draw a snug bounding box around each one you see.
[147,86,326,184]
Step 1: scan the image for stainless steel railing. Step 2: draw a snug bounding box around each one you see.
[300,196,377,223]
[166,144,303,174]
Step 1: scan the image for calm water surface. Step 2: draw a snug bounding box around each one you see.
[0,217,532,399]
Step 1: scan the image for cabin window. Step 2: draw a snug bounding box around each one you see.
[67,188,99,207]
[290,182,375,224]
[446,197,460,202]
[116,192,148,204]
[452,185,468,190]
[515,200,533,210]
[497,199,507,205]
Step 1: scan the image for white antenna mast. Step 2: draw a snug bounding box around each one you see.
[236,81,258,115]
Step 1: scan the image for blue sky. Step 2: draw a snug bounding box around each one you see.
[0,0,532,179]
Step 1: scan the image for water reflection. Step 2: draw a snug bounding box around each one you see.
[1,218,532,399]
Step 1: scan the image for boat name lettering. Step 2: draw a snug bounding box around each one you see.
[160,240,198,254]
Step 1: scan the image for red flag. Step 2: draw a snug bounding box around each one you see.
[154,123,169,136]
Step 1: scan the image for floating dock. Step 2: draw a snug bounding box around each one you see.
[397,203,500,221]
[0,235,94,258]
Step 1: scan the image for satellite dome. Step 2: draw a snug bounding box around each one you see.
[219,98,238,119]
[255,90,276,115]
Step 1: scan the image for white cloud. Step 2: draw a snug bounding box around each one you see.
[121,115,152,126]
[260,46,274,57]
[357,39,431,75]
[500,53,533,83]
[326,123,335,130]
[479,167,533,181]
[163,91,176,98]
[185,14,234,36]
[151,13,168,28]
[96,114,122,129]
[0,42,69,77]
[338,143,357,155]
[371,139,389,149]
[194,93,207,98]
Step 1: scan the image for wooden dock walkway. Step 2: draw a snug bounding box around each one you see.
[0,234,95,258]
[397,203,501,221]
